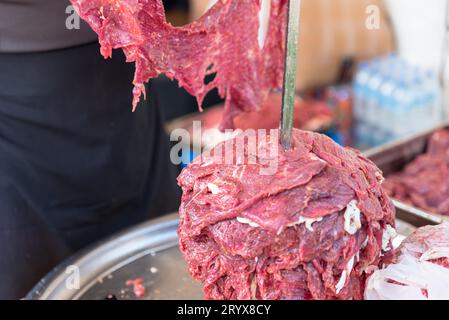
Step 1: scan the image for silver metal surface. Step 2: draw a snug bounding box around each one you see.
[280,0,301,151]
[26,213,203,300]
[365,122,449,225]
[394,219,416,238]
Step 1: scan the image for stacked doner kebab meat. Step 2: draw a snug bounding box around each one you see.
[178,129,396,299]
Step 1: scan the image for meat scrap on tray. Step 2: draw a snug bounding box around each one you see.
[383,129,449,216]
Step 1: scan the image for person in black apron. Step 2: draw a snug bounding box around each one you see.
[0,1,181,299]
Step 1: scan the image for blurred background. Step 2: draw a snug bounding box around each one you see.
[159,0,449,153]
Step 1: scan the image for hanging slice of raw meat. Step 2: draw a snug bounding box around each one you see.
[70,0,287,129]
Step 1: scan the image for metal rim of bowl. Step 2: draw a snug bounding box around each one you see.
[25,213,180,300]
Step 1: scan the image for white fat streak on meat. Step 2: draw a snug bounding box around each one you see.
[419,247,449,262]
[185,183,209,209]
[207,183,220,195]
[355,238,368,263]
[382,224,397,252]
[236,215,323,233]
[344,200,362,235]
[99,6,105,20]
[286,216,323,232]
[361,237,369,249]
[392,234,406,249]
[258,0,271,48]
[309,153,324,162]
[236,217,261,228]
[375,171,385,184]
[336,255,356,294]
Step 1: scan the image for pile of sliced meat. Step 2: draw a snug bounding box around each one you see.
[383,129,449,215]
[365,223,449,300]
[178,129,396,300]
[70,0,287,129]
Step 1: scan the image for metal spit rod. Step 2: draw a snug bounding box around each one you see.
[280,0,301,151]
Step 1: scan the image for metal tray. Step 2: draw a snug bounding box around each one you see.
[26,213,203,300]
[364,122,449,225]
[26,213,419,300]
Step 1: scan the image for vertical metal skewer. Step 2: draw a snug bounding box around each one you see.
[280,0,301,151]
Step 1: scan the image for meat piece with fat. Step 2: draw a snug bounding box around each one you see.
[383,129,449,216]
[365,224,449,300]
[70,0,287,129]
[178,129,396,300]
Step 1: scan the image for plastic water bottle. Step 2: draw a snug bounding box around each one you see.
[353,62,376,146]
[353,62,369,120]
[366,61,392,145]
[378,73,397,144]
[353,54,443,147]
[422,71,442,129]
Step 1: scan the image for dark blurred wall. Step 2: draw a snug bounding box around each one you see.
[164,0,189,11]
[149,76,223,122]
[153,0,223,122]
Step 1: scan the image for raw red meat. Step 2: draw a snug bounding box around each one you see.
[70,0,287,128]
[227,95,333,132]
[365,224,449,300]
[173,93,334,150]
[383,129,449,215]
[178,129,395,300]
[400,224,449,266]
[198,94,332,131]
[126,278,146,298]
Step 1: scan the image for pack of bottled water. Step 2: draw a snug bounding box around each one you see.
[353,54,443,147]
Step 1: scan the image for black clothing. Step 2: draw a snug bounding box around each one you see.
[0,0,97,53]
[0,42,181,299]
